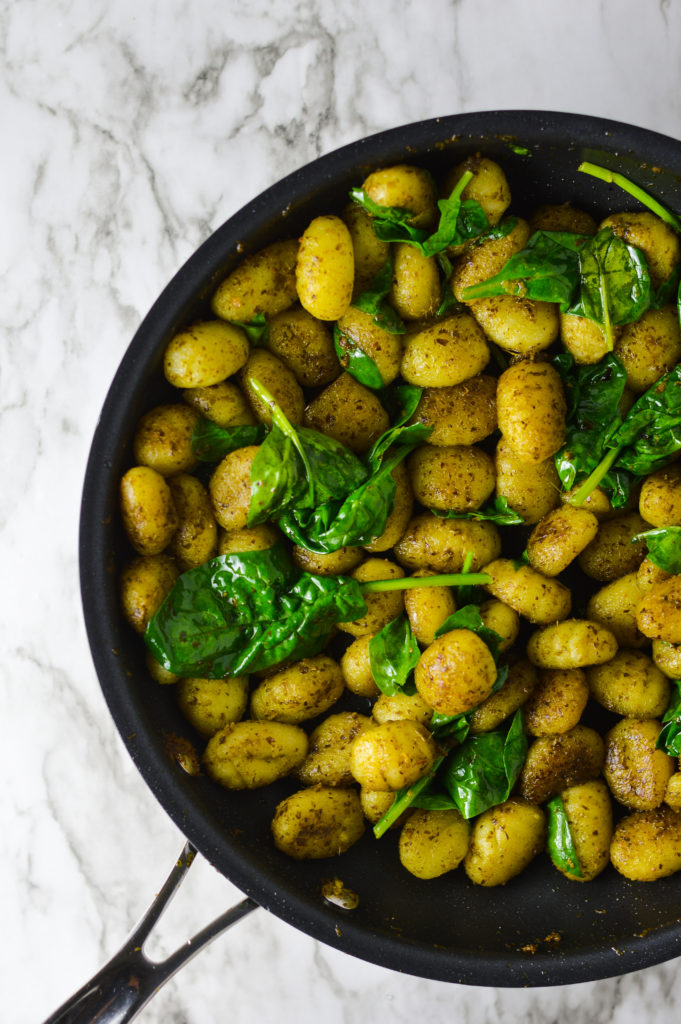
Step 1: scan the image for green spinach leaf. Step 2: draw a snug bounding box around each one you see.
[191,418,266,461]
[442,709,527,819]
[430,495,524,526]
[350,170,492,258]
[657,680,681,756]
[568,228,651,350]
[546,795,583,878]
[460,230,588,308]
[351,255,406,334]
[228,312,269,346]
[333,322,385,390]
[435,603,505,662]
[633,527,681,575]
[368,614,420,696]
[247,378,369,525]
[145,541,368,678]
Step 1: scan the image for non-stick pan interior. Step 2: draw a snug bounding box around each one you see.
[79,110,681,986]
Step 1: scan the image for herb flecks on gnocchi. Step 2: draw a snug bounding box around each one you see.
[119,153,681,887]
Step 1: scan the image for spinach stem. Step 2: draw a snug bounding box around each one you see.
[361,572,492,594]
[248,377,314,484]
[373,756,445,839]
[578,162,681,234]
[568,445,622,506]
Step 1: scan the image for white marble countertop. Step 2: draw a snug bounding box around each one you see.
[5,1,681,1021]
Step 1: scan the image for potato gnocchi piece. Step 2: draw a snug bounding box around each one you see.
[239,349,305,426]
[523,668,589,737]
[414,628,497,716]
[482,559,571,625]
[120,554,179,635]
[342,201,390,296]
[203,720,308,790]
[349,720,437,791]
[266,307,340,387]
[132,403,200,477]
[526,505,599,577]
[615,305,681,394]
[295,215,355,321]
[335,306,402,387]
[494,437,560,525]
[394,515,501,573]
[361,163,438,228]
[526,619,618,669]
[271,787,365,859]
[389,244,442,321]
[519,725,605,804]
[603,718,675,810]
[209,445,259,532]
[163,320,249,389]
[400,311,490,388]
[296,712,374,788]
[444,155,511,227]
[120,466,178,556]
[167,473,218,570]
[403,569,457,647]
[340,635,380,699]
[408,444,495,513]
[250,655,344,724]
[637,576,681,644]
[464,798,546,887]
[410,375,497,447]
[338,558,405,637]
[586,649,670,719]
[496,361,567,464]
[399,809,470,879]
[586,572,646,649]
[468,659,537,735]
[304,372,390,454]
[211,239,299,321]
[610,805,681,881]
[176,676,249,738]
[556,780,613,882]
[639,463,681,528]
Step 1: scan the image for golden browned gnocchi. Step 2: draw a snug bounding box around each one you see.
[296,215,355,321]
[464,798,546,886]
[399,809,470,879]
[119,148,681,893]
[496,361,567,464]
[271,787,365,859]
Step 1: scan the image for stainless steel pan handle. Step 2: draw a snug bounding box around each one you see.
[42,842,258,1024]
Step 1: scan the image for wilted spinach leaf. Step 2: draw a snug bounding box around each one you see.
[431,495,524,526]
[546,795,583,878]
[191,418,266,461]
[442,710,527,819]
[461,230,588,308]
[350,254,406,334]
[333,322,385,390]
[568,228,651,350]
[657,681,681,756]
[368,613,420,696]
[145,541,368,678]
[633,527,681,575]
[228,312,269,346]
[350,170,491,258]
[247,378,368,525]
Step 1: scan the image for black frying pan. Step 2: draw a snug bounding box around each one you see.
[65,111,681,1019]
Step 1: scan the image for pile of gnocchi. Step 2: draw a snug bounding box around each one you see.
[119,153,681,888]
